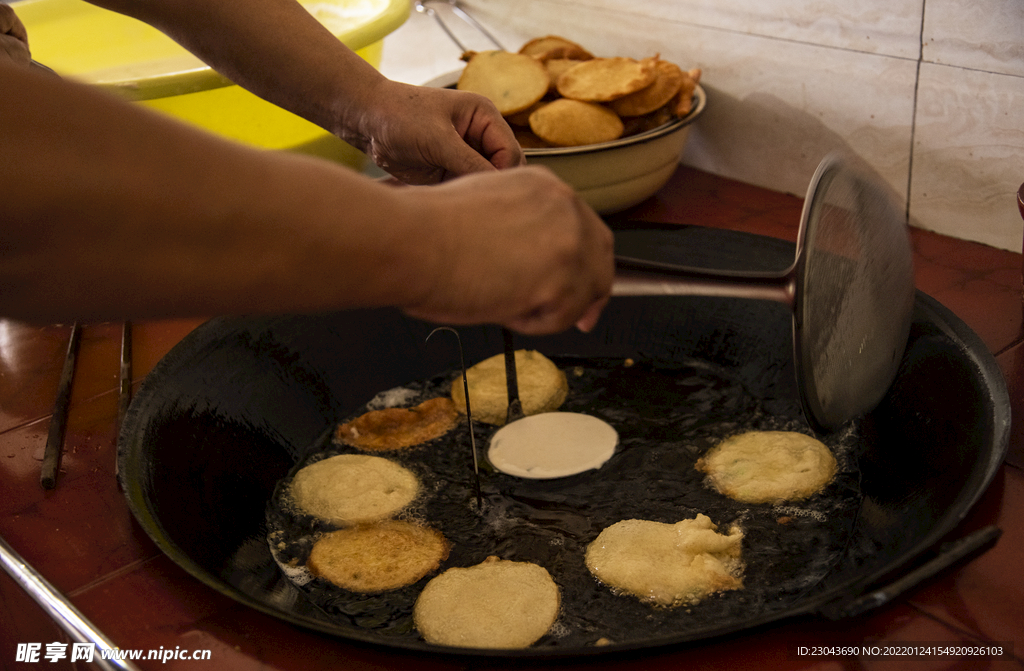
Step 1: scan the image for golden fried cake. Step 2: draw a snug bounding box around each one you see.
[450,350,568,426]
[413,556,560,648]
[556,56,657,102]
[518,35,594,62]
[335,397,459,451]
[609,59,685,117]
[457,50,550,116]
[543,57,587,91]
[307,520,449,593]
[695,430,837,504]
[672,67,702,116]
[288,454,419,525]
[585,515,744,607]
[529,99,624,147]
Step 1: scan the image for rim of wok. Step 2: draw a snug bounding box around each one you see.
[117,226,1009,658]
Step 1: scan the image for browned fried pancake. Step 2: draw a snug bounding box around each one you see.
[335,397,459,451]
[308,520,449,593]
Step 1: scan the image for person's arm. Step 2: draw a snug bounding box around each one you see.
[0,63,611,333]
[87,0,524,183]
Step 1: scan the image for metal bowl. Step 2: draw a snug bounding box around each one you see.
[424,71,706,213]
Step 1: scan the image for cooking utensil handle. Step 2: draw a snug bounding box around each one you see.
[613,256,796,306]
[501,328,524,424]
[816,525,1002,620]
[0,535,143,671]
[41,322,81,490]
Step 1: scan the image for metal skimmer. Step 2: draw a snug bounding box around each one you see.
[614,153,915,432]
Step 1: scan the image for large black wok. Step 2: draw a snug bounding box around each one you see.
[117,224,1009,657]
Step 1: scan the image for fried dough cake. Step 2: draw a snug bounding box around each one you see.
[529,98,624,146]
[288,454,419,525]
[308,520,449,593]
[335,397,459,451]
[695,430,837,504]
[457,50,550,116]
[556,56,657,102]
[450,349,568,426]
[585,515,744,607]
[518,35,594,62]
[609,59,686,117]
[413,556,560,648]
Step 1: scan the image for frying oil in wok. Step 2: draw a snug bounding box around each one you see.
[265,356,863,648]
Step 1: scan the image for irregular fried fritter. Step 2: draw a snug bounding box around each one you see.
[585,515,744,607]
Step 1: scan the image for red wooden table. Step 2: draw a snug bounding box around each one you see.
[2,166,1022,670]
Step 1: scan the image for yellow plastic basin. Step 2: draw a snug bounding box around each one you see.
[16,0,410,166]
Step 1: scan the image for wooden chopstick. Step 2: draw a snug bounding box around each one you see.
[114,322,132,483]
[117,322,132,439]
[40,323,82,490]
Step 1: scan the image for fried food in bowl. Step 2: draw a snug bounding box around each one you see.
[433,36,706,213]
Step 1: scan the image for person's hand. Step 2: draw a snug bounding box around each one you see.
[339,79,525,185]
[1,4,30,67]
[394,165,613,334]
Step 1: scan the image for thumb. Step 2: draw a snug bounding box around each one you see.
[435,135,501,179]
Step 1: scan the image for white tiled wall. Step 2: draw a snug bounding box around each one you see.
[381,0,1024,251]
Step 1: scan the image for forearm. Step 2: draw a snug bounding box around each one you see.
[0,65,436,322]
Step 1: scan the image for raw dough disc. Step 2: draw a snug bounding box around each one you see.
[487,412,618,479]
[695,430,837,504]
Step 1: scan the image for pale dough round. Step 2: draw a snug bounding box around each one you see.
[450,350,568,426]
[307,520,449,593]
[695,430,837,504]
[288,454,419,525]
[488,412,617,479]
[585,515,744,607]
[413,556,560,649]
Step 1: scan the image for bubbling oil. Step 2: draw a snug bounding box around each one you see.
[265,356,862,648]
